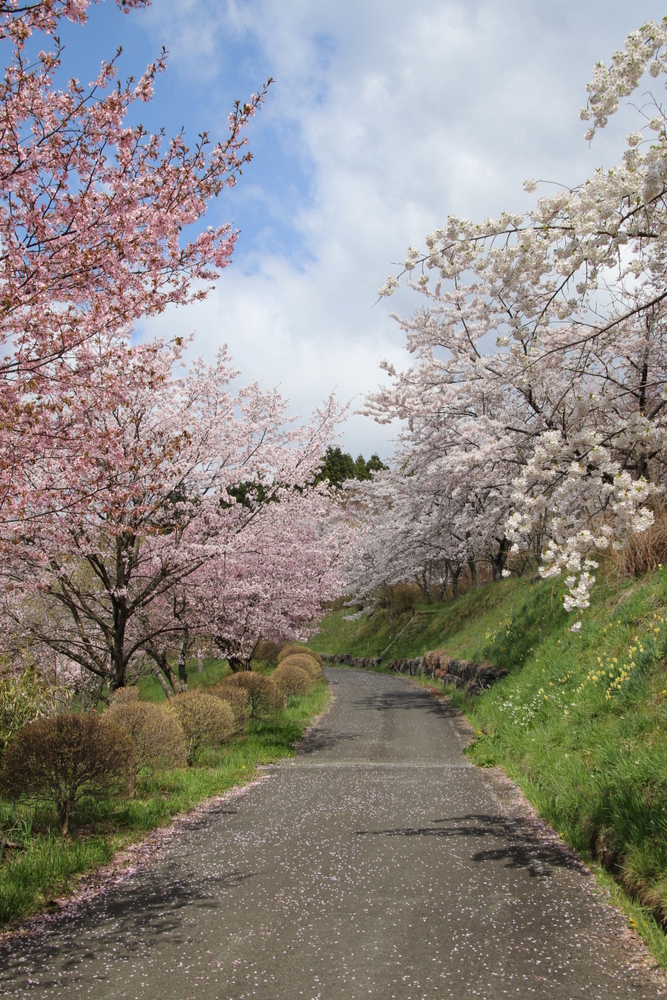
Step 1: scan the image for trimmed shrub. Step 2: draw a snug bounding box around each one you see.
[105,700,187,771]
[208,684,248,732]
[165,692,234,763]
[219,672,282,719]
[278,645,323,668]
[252,640,282,666]
[0,713,137,835]
[271,662,312,698]
[279,653,321,681]
[277,643,312,664]
[111,687,139,705]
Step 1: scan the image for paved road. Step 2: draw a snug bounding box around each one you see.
[1,668,664,999]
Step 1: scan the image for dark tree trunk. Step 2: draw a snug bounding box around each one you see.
[491,537,510,581]
[177,632,190,687]
[227,655,251,673]
[144,646,184,695]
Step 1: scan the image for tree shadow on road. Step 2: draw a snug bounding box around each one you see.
[352,689,459,718]
[0,866,257,989]
[355,813,588,879]
[296,726,359,754]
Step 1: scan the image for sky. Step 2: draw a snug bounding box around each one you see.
[58,0,667,459]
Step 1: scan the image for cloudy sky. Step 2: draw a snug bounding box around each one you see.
[63,0,666,458]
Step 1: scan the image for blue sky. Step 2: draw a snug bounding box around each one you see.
[56,0,667,458]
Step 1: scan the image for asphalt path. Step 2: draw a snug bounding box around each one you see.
[1,667,664,999]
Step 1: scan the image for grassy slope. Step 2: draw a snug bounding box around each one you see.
[0,660,329,929]
[312,570,667,964]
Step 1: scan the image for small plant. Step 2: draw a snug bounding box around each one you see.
[0,713,137,835]
[0,666,60,755]
[279,653,321,680]
[252,640,282,666]
[208,685,248,732]
[277,643,313,663]
[271,662,313,698]
[105,699,187,771]
[111,687,139,705]
[165,692,234,763]
[218,672,282,719]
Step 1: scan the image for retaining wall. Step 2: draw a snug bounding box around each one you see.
[321,649,506,694]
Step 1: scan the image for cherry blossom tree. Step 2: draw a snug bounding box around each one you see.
[138,487,345,693]
[0,335,343,692]
[359,19,667,615]
[0,0,268,529]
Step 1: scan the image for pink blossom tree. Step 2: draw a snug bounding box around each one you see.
[0,335,343,692]
[138,487,345,693]
[0,0,268,528]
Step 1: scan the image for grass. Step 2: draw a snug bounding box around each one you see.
[0,659,329,930]
[313,567,667,967]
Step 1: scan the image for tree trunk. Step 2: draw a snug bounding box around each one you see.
[468,558,477,587]
[144,646,184,694]
[491,537,510,581]
[227,655,251,672]
[57,797,69,837]
[177,633,189,687]
[150,661,174,699]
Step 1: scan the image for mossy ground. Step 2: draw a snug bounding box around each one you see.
[0,660,329,929]
[312,568,667,966]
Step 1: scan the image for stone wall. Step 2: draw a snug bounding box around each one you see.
[321,649,506,694]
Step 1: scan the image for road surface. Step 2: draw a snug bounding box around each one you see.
[0,667,663,999]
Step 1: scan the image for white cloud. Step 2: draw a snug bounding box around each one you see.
[140,0,665,458]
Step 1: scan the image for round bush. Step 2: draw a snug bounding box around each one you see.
[252,640,282,666]
[219,672,282,719]
[165,692,234,763]
[0,713,137,835]
[271,662,312,698]
[279,653,321,681]
[208,685,248,732]
[111,686,139,704]
[277,643,316,664]
[105,700,187,771]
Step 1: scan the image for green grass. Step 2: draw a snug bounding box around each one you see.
[0,668,329,929]
[314,569,667,966]
[136,655,233,703]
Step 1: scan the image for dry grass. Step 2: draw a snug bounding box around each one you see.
[623,512,667,578]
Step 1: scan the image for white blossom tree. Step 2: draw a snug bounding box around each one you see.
[356,19,667,615]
